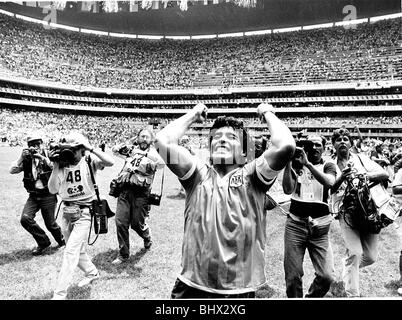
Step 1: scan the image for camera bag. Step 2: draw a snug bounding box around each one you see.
[149,166,165,206]
[86,155,115,245]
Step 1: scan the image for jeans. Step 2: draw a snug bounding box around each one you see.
[53,207,98,300]
[115,188,151,258]
[284,216,334,298]
[20,193,63,247]
[171,278,256,299]
[339,215,379,297]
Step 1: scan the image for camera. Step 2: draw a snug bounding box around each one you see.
[109,178,121,198]
[28,147,38,155]
[118,145,135,157]
[148,193,161,206]
[48,143,77,164]
[291,139,314,173]
[295,139,314,154]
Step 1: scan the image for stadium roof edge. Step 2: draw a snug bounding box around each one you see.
[0,9,401,40]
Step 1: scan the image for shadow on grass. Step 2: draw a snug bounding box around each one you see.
[384,279,402,296]
[0,246,60,266]
[0,246,63,266]
[30,286,91,300]
[256,284,278,298]
[30,292,54,300]
[0,249,34,266]
[92,248,147,277]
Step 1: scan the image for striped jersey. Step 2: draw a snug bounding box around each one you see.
[178,156,277,294]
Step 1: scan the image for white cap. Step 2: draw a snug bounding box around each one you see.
[26,132,43,144]
[60,132,88,148]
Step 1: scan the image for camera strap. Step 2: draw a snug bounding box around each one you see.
[86,155,101,245]
[86,155,101,203]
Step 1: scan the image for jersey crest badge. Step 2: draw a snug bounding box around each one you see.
[229,174,244,188]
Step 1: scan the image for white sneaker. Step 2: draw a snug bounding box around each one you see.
[77,272,99,287]
[397,287,402,296]
[112,256,128,265]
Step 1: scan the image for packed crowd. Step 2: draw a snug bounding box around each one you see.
[1,108,401,150]
[0,14,401,90]
[0,108,152,147]
[281,116,402,126]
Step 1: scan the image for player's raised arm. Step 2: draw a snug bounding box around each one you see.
[155,103,207,178]
[257,103,295,172]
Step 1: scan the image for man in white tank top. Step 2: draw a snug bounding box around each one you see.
[48,132,114,300]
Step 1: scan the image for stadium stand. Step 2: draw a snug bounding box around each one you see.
[0,10,401,145]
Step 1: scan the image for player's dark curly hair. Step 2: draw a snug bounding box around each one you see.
[209,116,248,155]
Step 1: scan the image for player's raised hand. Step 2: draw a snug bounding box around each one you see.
[193,103,208,123]
[257,103,276,118]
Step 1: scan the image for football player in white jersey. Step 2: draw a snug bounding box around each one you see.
[155,103,295,298]
[48,132,114,300]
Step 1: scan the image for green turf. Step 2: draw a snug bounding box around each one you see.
[0,146,401,299]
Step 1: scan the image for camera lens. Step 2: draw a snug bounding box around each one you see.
[59,148,76,164]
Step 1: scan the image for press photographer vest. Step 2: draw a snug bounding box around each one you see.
[117,149,158,188]
[58,157,96,203]
[22,150,52,194]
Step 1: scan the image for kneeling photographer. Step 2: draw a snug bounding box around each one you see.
[330,128,388,298]
[48,132,114,300]
[282,134,336,298]
[110,128,165,265]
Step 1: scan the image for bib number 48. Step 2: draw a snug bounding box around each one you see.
[66,170,81,183]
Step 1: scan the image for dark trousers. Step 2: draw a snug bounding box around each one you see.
[115,188,151,258]
[21,193,63,247]
[171,278,256,299]
[399,251,402,279]
[284,216,334,298]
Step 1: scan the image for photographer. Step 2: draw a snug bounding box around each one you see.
[282,135,336,298]
[111,128,165,265]
[48,132,114,300]
[9,133,65,255]
[330,128,388,297]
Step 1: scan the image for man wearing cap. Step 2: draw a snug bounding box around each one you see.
[48,131,114,300]
[9,133,65,255]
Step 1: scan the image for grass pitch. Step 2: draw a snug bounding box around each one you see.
[0,146,401,300]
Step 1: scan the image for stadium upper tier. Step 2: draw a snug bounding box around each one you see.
[0,14,401,91]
